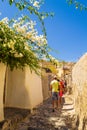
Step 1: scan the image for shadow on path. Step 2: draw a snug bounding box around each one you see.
[15,94,77,130]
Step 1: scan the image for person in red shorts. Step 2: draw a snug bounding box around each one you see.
[59,79,65,107]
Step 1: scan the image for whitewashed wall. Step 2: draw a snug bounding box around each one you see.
[5,67,43,110]
[0,63,6,121]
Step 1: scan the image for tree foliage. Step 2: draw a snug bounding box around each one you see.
[2,0,54,36]
[66,0,87,10]
[0,0,59,74]
[0,19,40,73]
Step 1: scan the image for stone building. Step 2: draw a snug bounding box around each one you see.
[63,62,75,93]
[57,62,75,93]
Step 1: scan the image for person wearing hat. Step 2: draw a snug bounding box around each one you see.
[50,75,60,112]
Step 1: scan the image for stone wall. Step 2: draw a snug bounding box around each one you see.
[72,53,87,130]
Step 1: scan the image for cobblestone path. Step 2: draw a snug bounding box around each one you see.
[15,94,77,130]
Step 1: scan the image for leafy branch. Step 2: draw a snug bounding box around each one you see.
[2,0,54,36]
[66,0,87,10]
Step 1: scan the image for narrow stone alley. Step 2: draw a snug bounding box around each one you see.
[15,94,77,130]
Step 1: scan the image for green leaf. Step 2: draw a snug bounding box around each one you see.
[9,0,14,5]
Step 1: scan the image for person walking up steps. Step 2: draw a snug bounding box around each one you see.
[59,79,65,107]
[50,75,60,112]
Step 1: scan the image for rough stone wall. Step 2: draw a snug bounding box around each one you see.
[72,53,87,130]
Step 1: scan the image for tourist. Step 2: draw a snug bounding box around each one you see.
[50,75,60,112]
[59,79,65,107]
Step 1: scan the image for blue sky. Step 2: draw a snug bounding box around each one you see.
[0,0,87,62]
